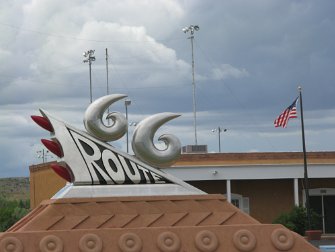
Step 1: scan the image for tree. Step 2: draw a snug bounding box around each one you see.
[0,197,30,232]
[273,205,321,235]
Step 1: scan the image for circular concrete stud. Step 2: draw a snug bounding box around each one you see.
[233,229,257,252]
[118,233,142,252]
[194,230,219,252]
[39,235,63,252]
[156,231,181,252]
[79,233,102,252]
[0,237,23,252]
[271,228,295,251]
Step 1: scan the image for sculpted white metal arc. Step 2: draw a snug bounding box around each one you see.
[32,94,205,196]
[37,109,172,185]
[84,94,128,142]
[132,113,181,168]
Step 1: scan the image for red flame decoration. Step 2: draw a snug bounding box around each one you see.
[51,164,72,182]
[41,139,63,158]
[31,115,53,132]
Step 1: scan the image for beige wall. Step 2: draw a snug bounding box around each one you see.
[190,178,335,224]
[189,179,294,223]
[30,163,335,224]
[30,162,66,208]
[233,179,294,223]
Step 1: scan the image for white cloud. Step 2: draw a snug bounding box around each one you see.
[211,64,249,80]
[0,48,11,60]
[0,1,335,177]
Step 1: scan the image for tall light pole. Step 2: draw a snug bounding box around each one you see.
[182,25,200,145]
[105,48,110,124]
[125,99,131,153]
[211,127,227,153]
[105,48,109,96]
[83,50,96,103]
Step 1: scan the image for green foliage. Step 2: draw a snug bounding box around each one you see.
[0,197,30,232]
[273,206,321,235]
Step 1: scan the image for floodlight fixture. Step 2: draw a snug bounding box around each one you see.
[125,99,131,106]
[182,25,200,35]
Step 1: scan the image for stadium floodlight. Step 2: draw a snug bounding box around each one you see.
[211,127,227,153]
[182,25,200,145]
[83,50,96,103]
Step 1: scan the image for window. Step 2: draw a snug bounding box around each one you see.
[231,199,240,208]
[224,193,250,214]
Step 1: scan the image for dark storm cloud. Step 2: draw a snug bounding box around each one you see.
[0,0,335,177]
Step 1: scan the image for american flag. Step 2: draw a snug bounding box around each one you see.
[274,97,299,128]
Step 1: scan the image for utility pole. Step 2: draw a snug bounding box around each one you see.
[83,50,96,103]
[182,25,200,145]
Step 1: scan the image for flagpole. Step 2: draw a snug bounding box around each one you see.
[298,86,311,230]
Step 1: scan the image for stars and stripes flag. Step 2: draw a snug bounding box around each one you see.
[274,97,299,128]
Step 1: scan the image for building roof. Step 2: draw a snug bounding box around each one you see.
[29,151,335,174]
[1,194,319,251]
[175,151,335,166]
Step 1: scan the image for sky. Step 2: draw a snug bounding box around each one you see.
[1,0,335,178]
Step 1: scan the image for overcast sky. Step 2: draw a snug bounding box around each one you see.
[1,0,335,178]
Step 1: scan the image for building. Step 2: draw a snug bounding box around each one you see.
[1,152,325,251]
[29,151,335,234]
[0,100,323,251]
